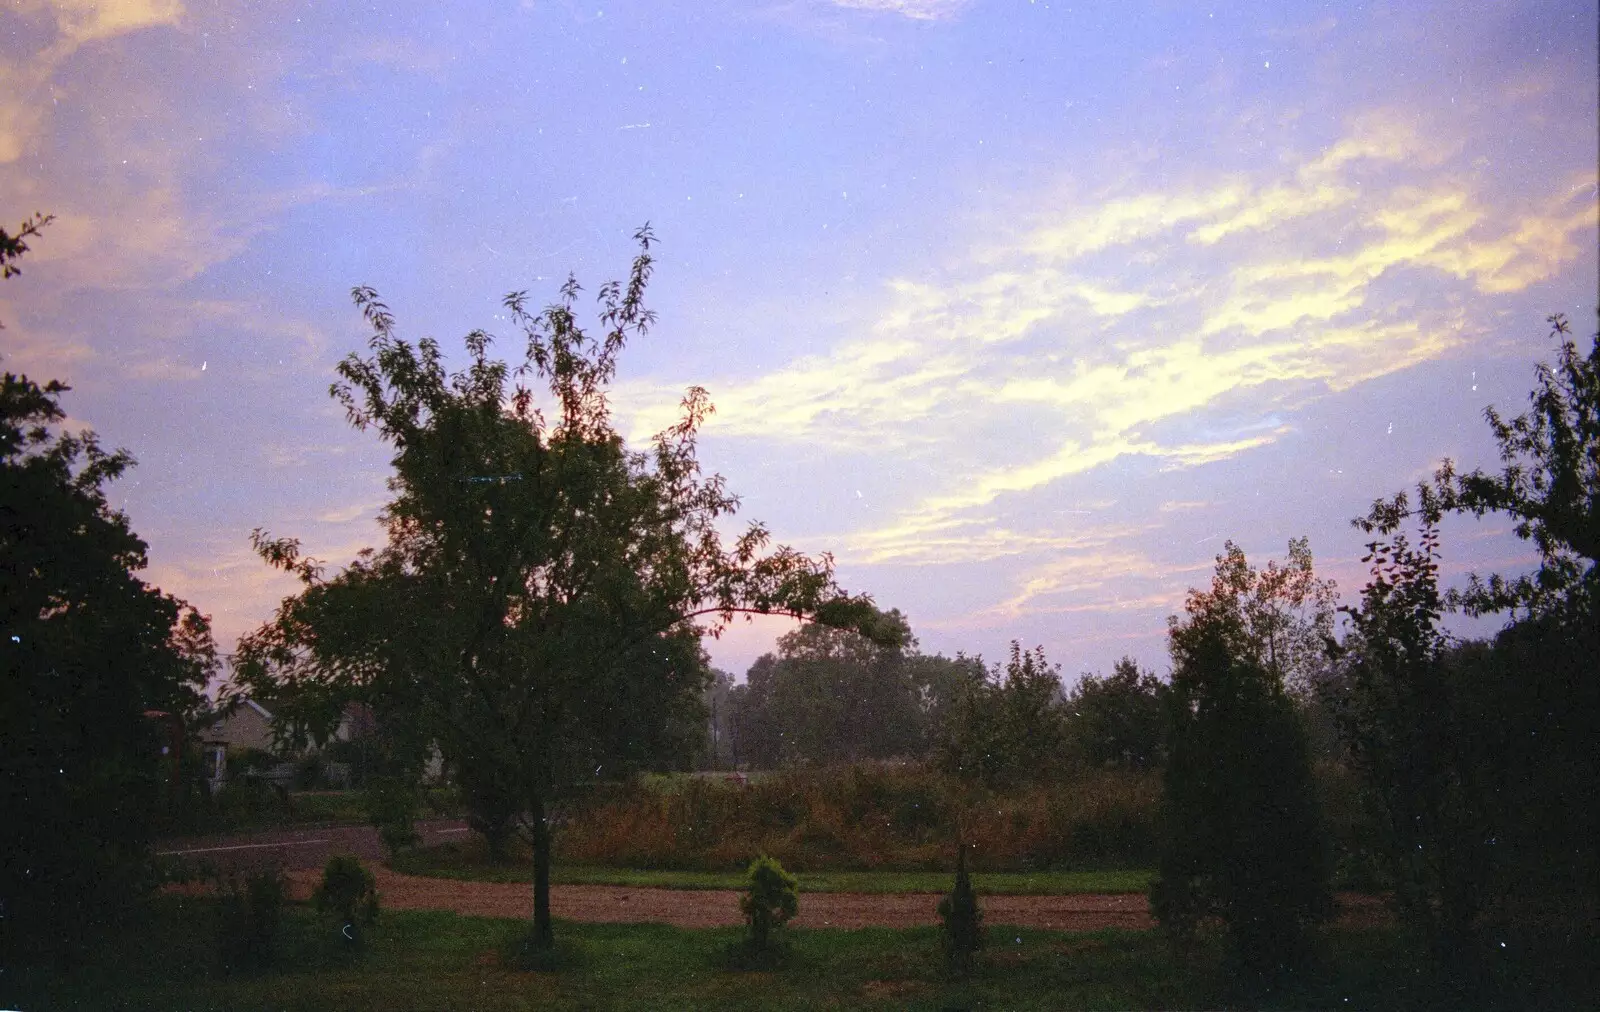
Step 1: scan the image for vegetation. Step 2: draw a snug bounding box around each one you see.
[313,855,380,947]
[546,763,1160,873]
[738,854,799,954]
[7,193,1591,1004]
[231,229,899,948]
[1151,540,1333,979]
[1327,314,1599,989]
[937,844,984,977]
[1,218,221,963]
[8,896,1592,1011]
[1064,657,1170,770]
[934,643,1072,790]
[214,868,287,973]
[389,851,1155,894]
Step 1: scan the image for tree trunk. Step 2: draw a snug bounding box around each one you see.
[530,793,553,949]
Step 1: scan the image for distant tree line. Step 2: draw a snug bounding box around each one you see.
[699,613,1172,786]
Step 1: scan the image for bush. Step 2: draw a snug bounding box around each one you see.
[739,854,798,952]
[294,753,327,789]
[215,868,285,972]
[938,844,984,977]
[554,763,1159,873]
[313,854,379,946]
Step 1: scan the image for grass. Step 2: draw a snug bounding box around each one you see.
[390,842,1153,894]
[6,895,1522,1011]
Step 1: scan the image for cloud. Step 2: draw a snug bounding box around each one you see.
[317,502,379,525]
[0,0,185,163]
[614,107,1594,577]
[825,0,970,20]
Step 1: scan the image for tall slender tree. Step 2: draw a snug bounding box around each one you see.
[1151,541,1332,979]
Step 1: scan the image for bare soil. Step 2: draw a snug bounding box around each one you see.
[265,866,1385,932]
[159,823,1387,931]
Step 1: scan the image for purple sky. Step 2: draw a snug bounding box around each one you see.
[3,0,1596,687]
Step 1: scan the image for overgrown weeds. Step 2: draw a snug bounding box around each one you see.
[555,764,1162,873]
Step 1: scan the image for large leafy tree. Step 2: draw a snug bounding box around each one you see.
[2,216,218,960]
[233,228,895,948]
[1362,313,1597,621]
[1341,314,1599,988]
[1150,541,1331,980]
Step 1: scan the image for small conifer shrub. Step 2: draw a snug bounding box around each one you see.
[739,854,799,952]
[938,843,985,976]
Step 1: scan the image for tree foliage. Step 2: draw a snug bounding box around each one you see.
[2,223,217,958]
[1338,314,1600,985]
[1151,541,1331,979]
[739,854,799,953]
[933,642,1067,791]
[1064,657,1170,770]
[232,227,895,948]
[1330,517,1491,971]
[728,611,922,767]
[938,843,984,977]
[1360,314,1597,621]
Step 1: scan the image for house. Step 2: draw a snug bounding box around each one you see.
[198,697,278,792]
[198,697,440,790]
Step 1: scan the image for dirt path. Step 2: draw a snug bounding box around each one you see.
[161,824,1383,931]
[265,866,1384,932]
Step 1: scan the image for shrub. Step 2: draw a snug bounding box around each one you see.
[215,868,286,972]
[294,753,327,789]
[313,854,379,946]
[739,854,798,952]
[938,844,984,977]
[365,774,421,855]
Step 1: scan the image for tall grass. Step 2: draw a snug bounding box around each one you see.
[554,764,1162,873]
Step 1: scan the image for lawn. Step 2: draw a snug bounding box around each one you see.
[6,896,1471,1011]
[390,842,1153,894]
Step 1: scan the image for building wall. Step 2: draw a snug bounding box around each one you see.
[206,703,276,753]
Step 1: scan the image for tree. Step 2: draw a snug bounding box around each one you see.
[1150,541,1331,979]
[938,843,984,977]
[1330,515,1491,974]
[233,227,897,949]
[0,212,52,283]
[933,642,1068,791]
[2,218,218,958]
[738,854,799,954]
[1362,314,1597,623]
[694,668,736,770]
[734,611,920,766]
[1065,656,1170,770]
[1344,315,1599,989]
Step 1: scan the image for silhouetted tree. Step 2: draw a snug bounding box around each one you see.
[2,219,218,959]
[1343,314,1599,993]
[1332,516,1490,973]
[233,228,898,949]
[1065,656,1170,769]
[1151,541,1331,980]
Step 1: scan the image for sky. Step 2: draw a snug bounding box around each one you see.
[2,0,1596,688]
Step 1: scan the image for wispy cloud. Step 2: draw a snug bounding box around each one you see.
[616,107,1595,572]
[825,0,971,20]
[1,0,185,162]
